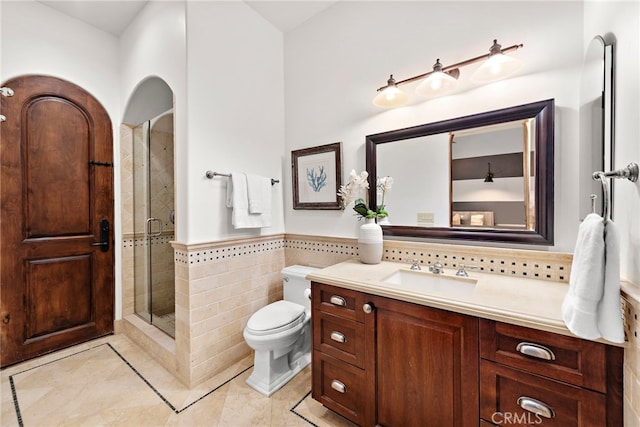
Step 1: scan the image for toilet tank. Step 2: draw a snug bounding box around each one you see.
[282,265,318,310]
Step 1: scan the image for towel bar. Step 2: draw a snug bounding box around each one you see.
[591,162,638,220]
[205,170,279,186]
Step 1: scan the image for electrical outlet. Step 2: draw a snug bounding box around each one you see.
[417,212,434,226]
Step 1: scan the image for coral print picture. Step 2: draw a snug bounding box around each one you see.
[291,142,342,210]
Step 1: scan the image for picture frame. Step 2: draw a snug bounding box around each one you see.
[292,142,342,210]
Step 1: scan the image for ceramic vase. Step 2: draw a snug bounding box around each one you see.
[358,218,383,264]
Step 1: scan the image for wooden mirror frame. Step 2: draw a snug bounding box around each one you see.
[366,99,554,245]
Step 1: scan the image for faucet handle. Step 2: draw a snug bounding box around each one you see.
[455,264,477,277]
[409,259,421,270]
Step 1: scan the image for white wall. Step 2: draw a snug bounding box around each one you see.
[185,1,285,243]
[584,1,640,284]
[119,1,188,243]
[283,1,583,251]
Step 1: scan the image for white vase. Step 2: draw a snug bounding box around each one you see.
[358,218,383,264]
[377,216,390,225]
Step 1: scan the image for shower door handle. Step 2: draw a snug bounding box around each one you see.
[146,218,163,237]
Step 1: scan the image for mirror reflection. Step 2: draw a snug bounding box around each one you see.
[366,99,554,245]
[450,119,535,230]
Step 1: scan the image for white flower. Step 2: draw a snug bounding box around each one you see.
[337,169,370,207]
[378,176,393,192]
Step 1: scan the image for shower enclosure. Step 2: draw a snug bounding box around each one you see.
[133,109,175,337]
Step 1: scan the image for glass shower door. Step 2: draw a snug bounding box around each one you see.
[133,110,175,337]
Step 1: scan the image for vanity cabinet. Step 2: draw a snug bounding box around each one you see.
[311,282,624,427]
[479,319,623,426]
[311,282,479,427]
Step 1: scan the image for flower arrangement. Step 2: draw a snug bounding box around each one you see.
[337,170,393,220]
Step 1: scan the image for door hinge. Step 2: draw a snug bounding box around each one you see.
[89,161,113,167]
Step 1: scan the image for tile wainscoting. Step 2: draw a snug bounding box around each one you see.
[119,232,640,423]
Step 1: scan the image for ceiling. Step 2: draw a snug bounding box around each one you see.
[38,1,338,36]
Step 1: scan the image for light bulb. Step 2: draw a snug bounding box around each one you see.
[373,75,409,108]
[415,59,458,98]
[472,40,522,83]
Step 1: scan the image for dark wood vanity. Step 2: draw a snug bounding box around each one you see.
[311,281,624,427]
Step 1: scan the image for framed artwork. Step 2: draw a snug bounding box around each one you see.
[292,142,342,210]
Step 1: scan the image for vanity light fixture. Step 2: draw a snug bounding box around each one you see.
[373,39,523,108]
[471,39,523,83]
[373,75,410,108]
[415,59,460,98]
[484,162,494,183]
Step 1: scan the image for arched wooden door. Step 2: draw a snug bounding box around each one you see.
[1,75,114,367]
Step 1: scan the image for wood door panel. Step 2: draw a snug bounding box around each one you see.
[25,96,91,237]
[26,255,93,339]
[1,75,114,367]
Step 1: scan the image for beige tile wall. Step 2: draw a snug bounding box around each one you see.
[622,284,640,424]
[173,236,286,386]
[118,221,640,416]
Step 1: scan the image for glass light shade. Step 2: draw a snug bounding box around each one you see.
[373,86,409,108]
[415,71,458,98]
[472,53,522,83]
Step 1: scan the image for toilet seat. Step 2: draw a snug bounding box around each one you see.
[246,300,306,336]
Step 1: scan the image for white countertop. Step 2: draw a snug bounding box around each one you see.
[307,259,626,347]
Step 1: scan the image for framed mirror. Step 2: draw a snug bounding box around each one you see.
[366,99,554,245]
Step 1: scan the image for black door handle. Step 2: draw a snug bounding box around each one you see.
[92,218,110,252]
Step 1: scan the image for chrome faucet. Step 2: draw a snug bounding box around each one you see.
[428,256,444,274]
[409,259,421,270]
[455,264,477,277]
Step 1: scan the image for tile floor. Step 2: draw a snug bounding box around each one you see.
[0,334,356,427]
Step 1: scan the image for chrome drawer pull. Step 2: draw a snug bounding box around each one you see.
[516,342,556,361]
[329,295,346,307]
[330,331,346,343]
[517,396,555,419]
[331,380,346,393]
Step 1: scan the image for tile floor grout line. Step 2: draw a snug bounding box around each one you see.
[8,343,106,377]
[106,343,179,413]
[177,365,253,413]
[8,342,111,427]
[9,376,24,427]
[289,390,318,427]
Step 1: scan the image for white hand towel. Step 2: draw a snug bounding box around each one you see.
[246,174,272,214]
[561,213,624,342]
[226,172,272,229]
[597,219,624,342]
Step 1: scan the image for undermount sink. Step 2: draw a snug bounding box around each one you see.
[382,269,477,297]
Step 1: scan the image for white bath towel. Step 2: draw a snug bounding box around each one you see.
[561,213,624,342]
[225,172,272,229]
[246,174,272,214]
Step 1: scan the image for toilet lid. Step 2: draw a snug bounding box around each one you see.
[246,300,306,336]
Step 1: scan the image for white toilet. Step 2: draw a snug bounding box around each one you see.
[243,265,318,396]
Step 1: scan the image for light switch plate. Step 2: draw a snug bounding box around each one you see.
[417,212,434,226]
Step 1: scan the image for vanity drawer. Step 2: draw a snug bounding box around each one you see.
[480,319,607,392]
[312,282,365,322]
[314,311,365,368]
[481,360,606,426]
[312,351,367,426]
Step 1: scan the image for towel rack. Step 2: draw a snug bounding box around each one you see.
[205,170,279,186]
[591,162,638,220]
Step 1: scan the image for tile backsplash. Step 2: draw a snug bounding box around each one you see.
[285,234,573,283]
